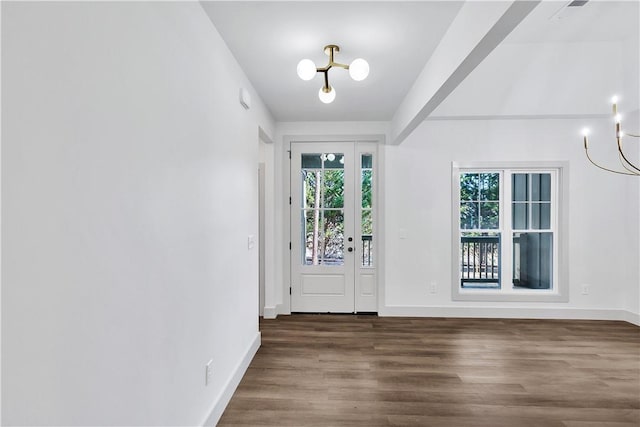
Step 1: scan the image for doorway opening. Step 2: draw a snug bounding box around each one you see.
[290,141,377,313]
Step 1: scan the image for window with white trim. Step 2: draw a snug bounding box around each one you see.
[452,163,568,302]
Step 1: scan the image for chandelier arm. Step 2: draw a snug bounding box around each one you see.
[584,148,639,176]
[617,138,640,173]
[618,151,640,174]
[331,62,349,70]
[624,133,640,138]
[323,70,330,91]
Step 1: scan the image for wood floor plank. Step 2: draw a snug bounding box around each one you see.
[218,315,640,426]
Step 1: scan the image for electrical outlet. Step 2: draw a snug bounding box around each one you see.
[429,282,437,294]
[205,359,213,386]
[581,284,590,295]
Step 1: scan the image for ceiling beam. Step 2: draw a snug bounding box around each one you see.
[390,0,541,145]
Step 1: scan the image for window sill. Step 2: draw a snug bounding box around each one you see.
[453,287,569,303]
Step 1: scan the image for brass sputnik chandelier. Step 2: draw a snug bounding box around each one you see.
[297,44,369,104]
[582,96,639,176]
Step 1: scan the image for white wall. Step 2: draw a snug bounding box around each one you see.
[623,109,640,318]
[270,117,639,323]
[623,25,640,319]
[383,118,639,321]
[2,2,273,426]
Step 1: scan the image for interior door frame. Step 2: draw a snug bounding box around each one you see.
[282,134,386,315]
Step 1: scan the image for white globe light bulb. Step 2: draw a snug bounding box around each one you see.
[581,128,590,137]
[318,86,336,104]
[297,59,317,81]
[349,58,369,81]
[611,95,619,104]
[327,153,335,161]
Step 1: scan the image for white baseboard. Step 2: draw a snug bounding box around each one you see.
[380,305,640,326]
[263,304,290,319]
[201,331,261,427]
[263,306,277,319]
[621,310,640,326]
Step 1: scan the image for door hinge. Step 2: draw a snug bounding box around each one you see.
[288,150,291,159]
[289,196,292,205]
[289,287,292,295]
[289,242,292,250]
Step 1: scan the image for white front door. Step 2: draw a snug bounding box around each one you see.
[290,142,376,313]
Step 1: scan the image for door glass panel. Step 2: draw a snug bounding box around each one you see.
[322,210,344,265]
[361,154,372,169]
[362,169,372,209]
[322,153,344,169]
[302,209,321,265]
[323,170,344,209]
[362,209,373,235]
[302,170,321,208]
[362,210,373,267]
[300,152,346,266]
[301,153,322,169]
[512,232,552,289]
[361,153,374,267]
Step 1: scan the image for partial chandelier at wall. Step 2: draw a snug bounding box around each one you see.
[582,96,640,176]
[297,44,369,104]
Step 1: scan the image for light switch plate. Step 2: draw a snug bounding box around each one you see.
[205,359,213,386]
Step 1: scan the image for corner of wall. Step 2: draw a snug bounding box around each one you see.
[622,310,640,326]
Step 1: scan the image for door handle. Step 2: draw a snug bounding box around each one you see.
[348,237,353,242]
[348,247,353,252]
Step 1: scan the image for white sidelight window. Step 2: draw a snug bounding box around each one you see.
[452,163,569,302]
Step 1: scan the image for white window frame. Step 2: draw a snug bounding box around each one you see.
[451,161,569,302]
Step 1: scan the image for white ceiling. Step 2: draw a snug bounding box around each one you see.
[201,1,464,121]
[504,0,639,44]
[432,0,640,118]
[201,1,639,122]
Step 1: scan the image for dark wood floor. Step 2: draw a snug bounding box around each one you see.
[218,315,640,427]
